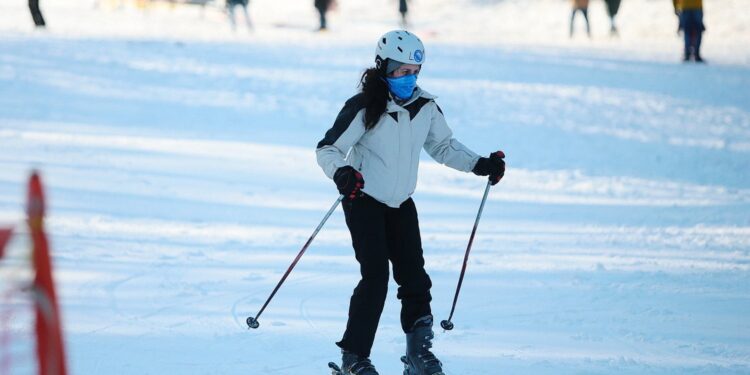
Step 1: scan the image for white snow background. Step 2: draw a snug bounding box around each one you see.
[1,0,749,374]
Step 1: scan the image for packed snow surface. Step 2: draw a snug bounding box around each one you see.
[1,0,749,374]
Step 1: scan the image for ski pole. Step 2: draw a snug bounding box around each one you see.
[247,195,344,329]
[440,180,492,331]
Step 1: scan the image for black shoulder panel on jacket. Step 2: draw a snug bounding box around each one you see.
[405,97,432,121]
[316,93,366,149]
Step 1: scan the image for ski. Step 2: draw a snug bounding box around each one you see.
[401,356,446,375]
[329,357,444,375]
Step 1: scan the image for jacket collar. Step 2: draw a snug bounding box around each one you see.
[386,86,436,113]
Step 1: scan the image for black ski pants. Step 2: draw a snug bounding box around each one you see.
[336,194,432,358]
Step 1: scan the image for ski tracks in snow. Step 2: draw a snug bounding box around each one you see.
[1,36,749,374]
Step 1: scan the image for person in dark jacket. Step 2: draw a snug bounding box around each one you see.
[604,0,621,35]
[317,30,505,375]
[29,0,46,27]
[569,0,591,38]
[315,0,332,31]
[673,0,705,62]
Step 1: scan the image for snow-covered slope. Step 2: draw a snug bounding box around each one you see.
[1,1,749,374]
[1,0,749,64]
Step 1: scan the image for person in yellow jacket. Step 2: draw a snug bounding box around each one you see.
[570,0,591,38]
[673,0,705,62]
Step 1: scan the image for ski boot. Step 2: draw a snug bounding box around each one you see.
[400,315,445,375]
[328,350,379,375]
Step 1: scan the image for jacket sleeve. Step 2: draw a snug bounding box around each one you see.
[423,103,481,172]
[316,96,367,179]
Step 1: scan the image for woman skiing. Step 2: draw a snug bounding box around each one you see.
[316,30,505,375]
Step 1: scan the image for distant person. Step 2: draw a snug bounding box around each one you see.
[29,0,46,27]
[673,0,705,62]
[570,0,591,38]
[399,0,408,28]
[604,0,621,36]
[226,0,252,32]
[315,0,332,31]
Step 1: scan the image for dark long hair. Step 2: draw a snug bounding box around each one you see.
[359,66,389,130]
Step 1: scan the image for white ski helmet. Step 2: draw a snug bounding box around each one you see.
[375,30,425,71]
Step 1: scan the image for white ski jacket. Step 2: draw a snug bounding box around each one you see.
[316,88,480,208]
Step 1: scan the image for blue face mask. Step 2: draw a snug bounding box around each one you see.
[386,74,417,101]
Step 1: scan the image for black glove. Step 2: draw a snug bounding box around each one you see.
[334,166,365,199]
[472,151,505,185]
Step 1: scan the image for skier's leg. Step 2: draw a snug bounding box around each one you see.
[387,199,443,375]
[337,194,390,358]
[399,0,408,27]
[583,8,591,36]
[227,3,237,31]
[317,7,327,30]
[386,198,432,332]
[28,0,46,27]
[569,9,576,37]
[680,10,695,61]
[387,199,442,375]
[695,10,704,61]
[242,3,252,29]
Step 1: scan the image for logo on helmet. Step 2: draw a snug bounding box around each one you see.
[412,49,424,63]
